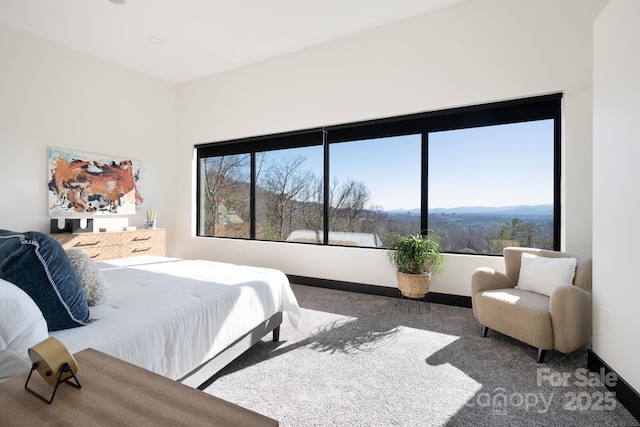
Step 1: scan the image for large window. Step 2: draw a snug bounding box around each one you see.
[428,120,555,254]
[198,153,251,238]
[196,94,561,254]
[255,146,324,242]
[329,135,422,247]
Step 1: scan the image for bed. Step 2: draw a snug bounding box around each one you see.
[55,256,301,388]
[0,231,301,389]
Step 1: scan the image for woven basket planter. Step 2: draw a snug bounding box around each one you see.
[396,271,431,299]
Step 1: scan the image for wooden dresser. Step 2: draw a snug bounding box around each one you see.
[53,228,166,261]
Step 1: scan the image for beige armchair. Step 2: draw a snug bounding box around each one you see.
[471,247,592,363]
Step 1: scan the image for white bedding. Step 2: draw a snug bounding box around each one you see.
[50,256,301,381]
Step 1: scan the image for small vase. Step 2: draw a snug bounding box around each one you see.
[144,219,156,229]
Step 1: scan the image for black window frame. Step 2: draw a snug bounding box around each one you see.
[195,93,561,253]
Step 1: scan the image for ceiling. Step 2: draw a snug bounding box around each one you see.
[0,0,466,84]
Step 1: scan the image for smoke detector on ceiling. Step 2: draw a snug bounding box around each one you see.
[147,36,165,45]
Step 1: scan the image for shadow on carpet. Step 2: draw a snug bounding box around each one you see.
[204,284,638,427]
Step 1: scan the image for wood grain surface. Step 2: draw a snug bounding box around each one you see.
[0,348,278,426]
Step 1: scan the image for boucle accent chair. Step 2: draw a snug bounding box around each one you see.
[471,247,592,363]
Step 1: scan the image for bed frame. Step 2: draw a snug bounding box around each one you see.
[178,312,282,389]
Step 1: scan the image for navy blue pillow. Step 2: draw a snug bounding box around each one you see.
[0,230,92,331]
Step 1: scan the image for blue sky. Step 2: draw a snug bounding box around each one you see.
[262,119,554,211]
[330,135,421,210]
[428,120,554,209]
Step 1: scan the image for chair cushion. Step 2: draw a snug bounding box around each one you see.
[516,253,577,296]
[475,288,553,349]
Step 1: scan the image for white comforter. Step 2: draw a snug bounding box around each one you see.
[50,256,301,381]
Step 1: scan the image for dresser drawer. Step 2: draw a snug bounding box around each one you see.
[54,233,119,250]
[119,229,166,258]
[74,245,120,261]
[120,242,165,258]
[119,230,164,246]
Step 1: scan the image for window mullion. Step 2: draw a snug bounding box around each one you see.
[250,152,256,239]
[421,132,429,233]
[323,129,329,246]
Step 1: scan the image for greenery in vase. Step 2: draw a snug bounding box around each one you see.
[387,231,444,275]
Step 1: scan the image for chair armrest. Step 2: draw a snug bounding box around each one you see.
[471,267,515,318]
[471,267,514,295]
[549,285,592,354]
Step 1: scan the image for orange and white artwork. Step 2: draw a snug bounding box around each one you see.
[48,147,144,216]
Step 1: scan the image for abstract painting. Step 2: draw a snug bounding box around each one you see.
[48,147,144,216]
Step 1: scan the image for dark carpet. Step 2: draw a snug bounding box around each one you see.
[204,284,638,426]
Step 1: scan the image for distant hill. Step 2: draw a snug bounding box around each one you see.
[387,204,553,217]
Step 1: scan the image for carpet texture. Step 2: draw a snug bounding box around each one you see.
[204,284,638,426]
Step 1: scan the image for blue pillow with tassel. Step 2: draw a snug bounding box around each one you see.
[0,230,92,331]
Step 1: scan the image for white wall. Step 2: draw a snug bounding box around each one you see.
[593,0,640,396]
[176,0,606,296]
[0,23,177,243]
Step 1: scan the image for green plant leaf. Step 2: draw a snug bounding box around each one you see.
[387,231,443,275]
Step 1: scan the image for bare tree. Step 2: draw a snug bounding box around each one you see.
[204,152,383,245]
[329,177,371,232]
[298,175,324,235]
[257,155,313,240]
[201,155,250,236]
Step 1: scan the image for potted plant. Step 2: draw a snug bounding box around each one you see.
[387,231,444,299]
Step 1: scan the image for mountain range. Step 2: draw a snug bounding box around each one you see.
[387,204,553,217]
